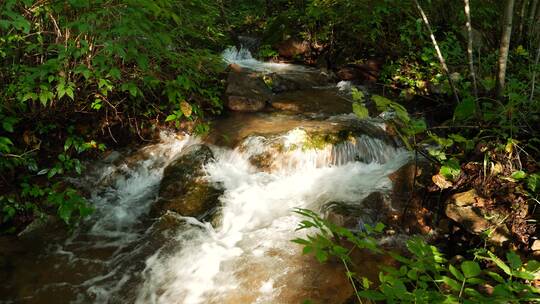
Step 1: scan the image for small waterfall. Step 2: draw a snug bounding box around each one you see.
[238,128,401,172]
[221,46,311,73]
[3,47,412,304]
[135,130,410,304]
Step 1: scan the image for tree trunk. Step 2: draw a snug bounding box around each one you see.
[496,0,516,98]
[517,0,529,44]
[529,0,539,31]
[414,0,460,104]
[530,38,540,101]
[464,0,478,98]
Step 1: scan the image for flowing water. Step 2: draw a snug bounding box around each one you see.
[1,47,410,304]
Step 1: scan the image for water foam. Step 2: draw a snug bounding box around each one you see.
[136,133,410,304]
[222,46,312,73]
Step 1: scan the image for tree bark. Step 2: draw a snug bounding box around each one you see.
[464,0,478,98]
[496,0,516,98]
[414,0,460,104]
[530,38,540,101]
[517,0,529,44]
[529,0,539,32]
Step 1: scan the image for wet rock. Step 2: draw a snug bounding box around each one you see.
[276,38,309,58]
[267,71,332,93]
[17,215,59,238]
[227,63,243,73]
[225,70,272,112]
[270,89,351,115]
[227,96,266,112]
[153,144,222,218]
[389,162,416,203]
[337,60,382,84]
[325,192,397,231]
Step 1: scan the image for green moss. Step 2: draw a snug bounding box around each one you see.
[301,131,356,151]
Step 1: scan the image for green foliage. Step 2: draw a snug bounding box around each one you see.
[293,208,540,303]
[0,0,226,232]
[351,94,426,149]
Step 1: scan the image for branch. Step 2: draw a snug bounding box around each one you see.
[414,0,460,104]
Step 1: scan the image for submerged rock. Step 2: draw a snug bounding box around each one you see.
[225,70,272,112]
[153,144,222,219]
[270,88,351,115]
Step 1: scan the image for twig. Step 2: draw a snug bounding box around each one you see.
[414,0,460,104]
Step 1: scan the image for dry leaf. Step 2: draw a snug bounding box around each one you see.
[432,173,452,189]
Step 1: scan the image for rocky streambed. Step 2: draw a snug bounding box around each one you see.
[1,47,420,304]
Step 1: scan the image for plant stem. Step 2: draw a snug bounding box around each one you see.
[342,257,363,304]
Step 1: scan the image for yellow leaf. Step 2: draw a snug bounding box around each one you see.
[180,101,192,117]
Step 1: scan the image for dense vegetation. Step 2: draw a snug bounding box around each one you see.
[1,0,540,301]
[0,0,227,231]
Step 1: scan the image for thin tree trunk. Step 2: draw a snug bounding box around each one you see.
[496,0,516,98]
[529,0,539,31]
[414,0,460,104]
[530,38,540,101]
[517,0,529,44]
[464,0,478,98]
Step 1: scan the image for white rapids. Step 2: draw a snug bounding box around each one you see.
[135,130,410,304]
[2,48,412,304]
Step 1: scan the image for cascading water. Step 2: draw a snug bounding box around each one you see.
[135,130,409,304]
[222,46,312,73]
[1,47,411,304]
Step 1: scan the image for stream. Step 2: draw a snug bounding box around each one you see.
[1,47,411,304]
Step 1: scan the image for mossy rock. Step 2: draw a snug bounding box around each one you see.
[152,144,222,219]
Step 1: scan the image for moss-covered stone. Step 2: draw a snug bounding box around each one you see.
[301,130,355,151]
[152,144,222,219]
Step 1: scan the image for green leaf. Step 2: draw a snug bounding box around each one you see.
[511,170,527,180]
[487,252,512,276]
[454,97,476,121]
[351,88,364,101]
[449,264,464,280]
[527,173,540,193]
[2,117,16,132]
[352,102,369,119]
[506,251,522,270]
[0,136,14,153]
[486,271,504,283]
[406,118,427,135]
[58,202,74,224]
[461,261,481,278]
[358,290,386,301]
[440,159,461,180]
[441,276,461,291]
[165,114,177,122]
[315,249,328,263]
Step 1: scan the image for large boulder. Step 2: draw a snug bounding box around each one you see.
[153,145,222,219]
[225,70,272,112]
